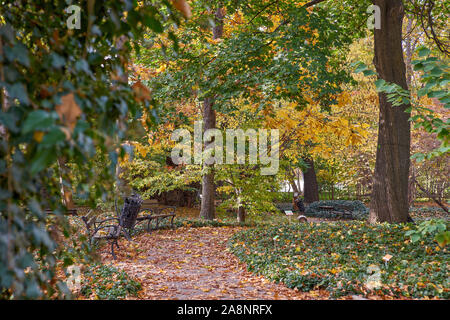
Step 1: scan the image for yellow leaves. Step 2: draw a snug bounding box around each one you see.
[416,282,426,288]
[133,142,150,158]
[269,14,283,32]
[171,0,192,19]
[329,268,339,275]
[155,64,167,74]
[206,37,222,45]
[331,252,341,261]
[55,93,82,138]
[337,92,351,108]
[33,131,44,142]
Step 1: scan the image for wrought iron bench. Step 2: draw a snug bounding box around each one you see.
[81,193,143,259]
[136,205,176,231]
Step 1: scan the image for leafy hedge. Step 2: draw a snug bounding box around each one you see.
[410,207,449,220]
[229,222,449,299]
[305,200,369,220]
[80,264,141,300]
[131,217,257,234]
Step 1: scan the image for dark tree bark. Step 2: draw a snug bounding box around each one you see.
[302,157,319,205]
[200,97,217,220]
[200,7,224,220]
[237,205,246,223]
[369,0,411,223]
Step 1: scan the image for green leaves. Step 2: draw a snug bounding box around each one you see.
[406,219,449,248]
[80,264,142,299]
[0,0,180,299]
[29,147,57,174]
[6,83,30,105]
[22,110,55,134]
[416,45,431,57]
[3,42,30,67]
[231,222,449,299]
[143,15,164,33]
[40,128,67,146]
[352,62,377,77]
[435,231,450,248]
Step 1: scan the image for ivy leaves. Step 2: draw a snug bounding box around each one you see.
[0,0,181,299]
[231,222,449,299]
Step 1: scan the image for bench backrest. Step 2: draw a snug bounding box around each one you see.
[119,193,143,229]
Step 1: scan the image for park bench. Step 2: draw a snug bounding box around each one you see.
[44,208,79,216]
[136,204,176,231]
[80,195,177,258]
[81,193,143,259]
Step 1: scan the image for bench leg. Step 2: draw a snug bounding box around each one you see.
[111,240,119,260]
[170,215,175,228]
[122,229,132,242]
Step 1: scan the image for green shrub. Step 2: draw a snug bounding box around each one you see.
[229,222,449,299]
[273,192,294,203]
[305,200,369,220]
[406,219,450,247]
[274,202,294,212]
[409,207,448,219]
[80,264,141,300]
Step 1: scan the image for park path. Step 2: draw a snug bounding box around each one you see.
[99,226,327,300]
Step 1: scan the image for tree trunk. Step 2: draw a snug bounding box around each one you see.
[287,167,300,194]
[302,157,319,205]
[200,97,216,220]
[237,205,246,223]
[369,0,411,223]
[199,7,224,220]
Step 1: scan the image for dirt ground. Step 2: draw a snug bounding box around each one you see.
[99,226,329,300]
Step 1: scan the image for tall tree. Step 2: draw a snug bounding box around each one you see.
[200,6,225,220]
[302,157,320,205]
[369,0,411,223]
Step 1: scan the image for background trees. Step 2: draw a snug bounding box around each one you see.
[0,0,448,299]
